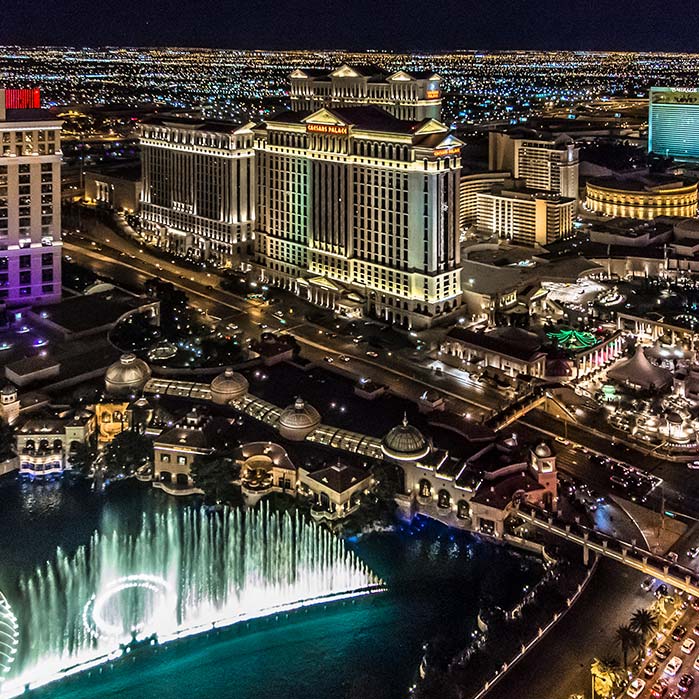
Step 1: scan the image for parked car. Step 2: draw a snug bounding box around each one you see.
[657,644,672,660]
[688,547,699,559]
[645,662,660,678]
[678,674,694,693]
[672,626,688,642]
[627,678,646,698]
[665,656,683,677]
[651,678,668,697]
[681,638,696,654]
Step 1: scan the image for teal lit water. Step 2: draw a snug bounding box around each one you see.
[0,478,542,699]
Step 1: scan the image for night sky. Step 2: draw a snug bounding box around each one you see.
[1,0,698,52]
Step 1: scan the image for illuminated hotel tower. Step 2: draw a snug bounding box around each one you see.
[254,105,463,329]
[649,87,699,162]
[0,89,62,306]
[140,116,256,263]
[289,65,442,121]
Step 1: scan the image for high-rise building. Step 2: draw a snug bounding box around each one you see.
[254,105,463,328]
[489,130,579,199]
[289,64,442,121]
[648,87,699,162]
[0,89,62,306]
[459,171,512,230]
[139,116,256,263]
[476,187,575,246]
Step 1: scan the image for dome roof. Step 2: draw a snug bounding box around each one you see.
[381,414,429,461]
[1,383,17,396]
[279,397,321,431]
[533,441,552,458]
[210,368,249,404]
[104,353,151,395]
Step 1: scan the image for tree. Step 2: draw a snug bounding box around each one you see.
[102,430,153,481]
[614,624,640,671]
[0,419,15,461]
[630,608,658,647]
[69,441,98,477]
[190,454,239,505]
[591,656,623,699]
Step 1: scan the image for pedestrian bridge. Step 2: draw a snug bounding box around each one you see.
[513,503,699,597]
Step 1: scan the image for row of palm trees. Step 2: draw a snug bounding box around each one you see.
[592,607,659,698]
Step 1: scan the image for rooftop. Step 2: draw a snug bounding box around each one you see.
[308,462,371,493]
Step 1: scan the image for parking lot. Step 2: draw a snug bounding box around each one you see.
[627,581,699,699]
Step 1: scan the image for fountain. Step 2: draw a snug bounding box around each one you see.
[1,505,382,697]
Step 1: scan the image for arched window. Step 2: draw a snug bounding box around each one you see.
[418,478,432,498]
[438,489,451,509]
[457,500,470,520]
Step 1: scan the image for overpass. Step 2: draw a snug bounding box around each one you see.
[514,503,699,597]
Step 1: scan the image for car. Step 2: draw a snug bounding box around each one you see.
[673,626,688,642]
[651,678,668,697]
[669,552,679,563]
[366,351,379,358]
[693,655,699,671]
[688,461,699,470]
[646,662,660,678]
[627,678,646,698]
[324,356,334,363]
[655,584,669,598]
[678,674,694,693]
[642,577,656,592]
[339,355,350,362]
[688,547,699,559]
[692,599,699,612]
[657,644,672,660]
[670,692,684,699]
[665,656,683,677]
[682,638,696,654]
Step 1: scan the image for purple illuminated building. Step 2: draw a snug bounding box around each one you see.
[0,89,62,307]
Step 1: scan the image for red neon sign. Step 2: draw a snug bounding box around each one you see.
[4,89,41,109]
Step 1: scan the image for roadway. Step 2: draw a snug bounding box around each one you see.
[63,214,699,523]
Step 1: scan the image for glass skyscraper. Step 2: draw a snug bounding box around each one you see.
[649,87,699,162]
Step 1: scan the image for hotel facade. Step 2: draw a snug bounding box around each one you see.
[476,187,575,246]
[253,105,463,328]
[649,87,699,162]
[0,89,62,306]
[139,116,256,263]
[289,64,442,121]
[489,130,579,200]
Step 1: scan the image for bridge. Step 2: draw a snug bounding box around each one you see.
[513,503,699,597]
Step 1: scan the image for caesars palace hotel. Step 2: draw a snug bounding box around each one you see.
[139,65,462,328]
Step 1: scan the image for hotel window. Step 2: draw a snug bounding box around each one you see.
[161,454,171,463]
[19,255,31,269]
[177,456,187,465]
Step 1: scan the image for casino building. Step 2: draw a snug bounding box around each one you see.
[0,89,62,306]
[253,105,463,328]
[585,175,698,220]
[139,116,256,263]
[289,64,442,121]
[649,87,699,162]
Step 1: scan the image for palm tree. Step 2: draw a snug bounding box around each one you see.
[615,624,640,670]
[591,656,623,699]
[630,608,659,647]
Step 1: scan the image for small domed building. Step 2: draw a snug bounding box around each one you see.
[381,414,430,462]
[210,368,249,405]
[278,397,320,441]
[104,353,151,396]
